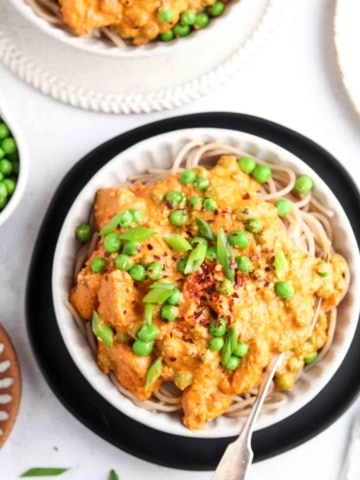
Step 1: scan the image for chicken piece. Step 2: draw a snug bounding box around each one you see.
[97,270,137,332]
[59,0,123,36]
[97,342,157,399]
[69,270,102,320]
[94,187,138,230]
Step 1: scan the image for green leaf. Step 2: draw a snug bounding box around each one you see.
[195,218,217,241]
[145,358,163,390]
[143,288,175,304]
[109,470,119,480]
[164,234,192,252]
[184,244,207,274]
[217,228,235,282]
[118,227,157,242]
[92,311,114,348]
[20,468,69,477]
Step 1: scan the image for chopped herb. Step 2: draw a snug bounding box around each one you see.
[184,244,207,274]
[143,288,175,304]
[118,227,157,242]
[92,311,114,347]
[196,218,217,241]
[164,234,192,252]
[217,228,235,282]
[20,468,69,477]
[149,282,175,290]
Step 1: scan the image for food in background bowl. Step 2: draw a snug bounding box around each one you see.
[25,0,231,46]
[66,140,349,431]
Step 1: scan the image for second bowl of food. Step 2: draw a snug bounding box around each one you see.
[52,127,360,438]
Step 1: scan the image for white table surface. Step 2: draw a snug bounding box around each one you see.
[1,0,360,479]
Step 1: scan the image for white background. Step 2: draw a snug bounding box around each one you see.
[1,0,360,479]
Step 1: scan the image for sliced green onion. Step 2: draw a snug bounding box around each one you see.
[118,226,157,242]
[146,357,163,390]
[92,311,114,348]
[20,467,70,477]
[196,217,217,241]
[273,251,289,278]
[164,234,192,252]
[217,228,235,282]
[144,303,154,324]
[149,282,175,290]
[143,288,174,304]
[184,244,207,274]
[100,210,132,235]
[221,333,232,367]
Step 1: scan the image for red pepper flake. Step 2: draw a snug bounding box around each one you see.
[242,194,250,200]
[147,244,153,250]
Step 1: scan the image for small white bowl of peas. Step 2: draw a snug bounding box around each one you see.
[0,97,29,227]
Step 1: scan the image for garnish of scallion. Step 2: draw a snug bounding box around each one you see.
[20,467,70,477]
[109,469,119,480]
[217,228,235,282]
[118,227,157,242]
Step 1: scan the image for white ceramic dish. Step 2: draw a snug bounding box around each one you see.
[52,127,360,439]
[334,0,360,115]
[11,0,250,58]
[0,95,29,228]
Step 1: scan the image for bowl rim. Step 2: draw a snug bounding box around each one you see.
[10,0,248,58]
[0,94,29,228]
[51,127,360,438]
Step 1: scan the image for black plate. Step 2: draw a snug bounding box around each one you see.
[26,112,360,471]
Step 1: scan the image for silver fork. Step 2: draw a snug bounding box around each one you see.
[212,295,323,480]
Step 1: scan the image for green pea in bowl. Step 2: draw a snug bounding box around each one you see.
[0,96,29,227]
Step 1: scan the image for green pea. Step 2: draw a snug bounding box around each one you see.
[177,258,187,273]
[137,323,158,342]
[129,208,143,223]
[2,138,17,155]
[147,261,163,280]
[275,281,294,299]
[224,355,241,370]
[233,341,249,357]
[275,198,292,217]
[206,246,217,262]
[0,195,7,209]
[160,30,175,42]
[209,317,227,337]
[166,288,181,305]
[161,304,177,322]
[169,209,189,227]
[165,190,185,206]
[173,23,191,36]
[129,264,146,281]
[180,10,196,25]
[316,260,330,278]
[245,217,263,233]
[238,156,256,174]
[158,8,174,22]
[194,12,210,28]
[188,195,203,210]
[76,223,93,243]
[229,230,249,249]
[203,198,217,211]
[304,352,318,364]
[132,339,153,356]
[0,159,12,176]
[209,1,226,17]
[215,279,234,295]
[0,182,7,198]
[295,175,314,195]
[91,257,105,273]
[123,241,141,256]
[118,210,133,228]
[252,165,271,184]
[195,176,209,191]
[209,337,224,351]
[0,123,10,139]
[115,254,133,271]
[190,236,208,247]
[235,255,252,274]
[3,178,16,195]
[104,232,121,253]
[180,169,197,184]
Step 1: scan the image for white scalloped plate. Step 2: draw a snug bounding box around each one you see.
[334,0,360,115]
[0,0,285,113]
[52,127,360,438]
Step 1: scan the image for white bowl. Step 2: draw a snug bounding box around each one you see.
[0,95,29,228]
[52,127,360,438]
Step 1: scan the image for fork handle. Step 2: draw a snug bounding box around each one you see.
[212,353,284,480]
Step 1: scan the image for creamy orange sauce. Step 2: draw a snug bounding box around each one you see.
[59,0,227,44]
[69,155,347,430]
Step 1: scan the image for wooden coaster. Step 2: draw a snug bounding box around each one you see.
[0,324,21,448]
